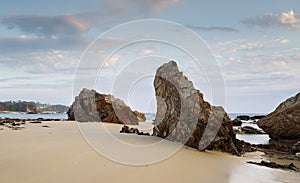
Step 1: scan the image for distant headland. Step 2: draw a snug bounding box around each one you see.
[0,101,69,114]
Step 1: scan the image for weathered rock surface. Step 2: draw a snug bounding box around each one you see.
[67,89,140,125]
[250,115,265,120]
[257,92,300,141]
[152,61,254,155]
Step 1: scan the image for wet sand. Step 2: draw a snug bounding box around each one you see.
[0,121,299,183]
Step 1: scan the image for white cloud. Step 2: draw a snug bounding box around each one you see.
[279,10,299,25]
[0,50,79,74]
[139,45,160,56]
[275,39,289,44]
[104,54,120,67]
[212,38,300,96]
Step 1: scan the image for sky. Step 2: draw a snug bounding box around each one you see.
[0,0,299,113]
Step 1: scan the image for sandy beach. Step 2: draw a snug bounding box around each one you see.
[0,121,299,183]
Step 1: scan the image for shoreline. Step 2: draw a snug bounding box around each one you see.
[0,120,299,182]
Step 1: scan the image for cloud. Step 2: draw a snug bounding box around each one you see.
[187,25,239,33]
[129,0,180,13]
[0,50,79,74]
[211,37,300,96]
[104,54,120,67]
[212,39,263,55]
[139,45,160,56]
[0,76,35,83]
[1,14,90,37]
[241,10,300,30]
[0,36,91,53]
[0,0,181,39]
[274,38,289,44]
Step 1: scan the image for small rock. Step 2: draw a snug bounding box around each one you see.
[120,125,149,136]
[237,115,250,121]
[11,122,20,126]
[232,118,242,126]
[133,110,146,122]
[30,121,42,124]
[247,160,299,172]
[235,126,265,134]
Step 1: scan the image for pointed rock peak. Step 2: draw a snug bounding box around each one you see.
[153,61,254,155]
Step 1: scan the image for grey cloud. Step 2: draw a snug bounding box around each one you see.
[187,25,239,33]
[1,0,180,37]
[0,36,91,53]
[0,76,35,83]
[241,10,300,30]
[1,14,90,37]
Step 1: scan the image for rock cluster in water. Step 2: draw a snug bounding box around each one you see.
[68,89,144,125]
[152,61,254,155]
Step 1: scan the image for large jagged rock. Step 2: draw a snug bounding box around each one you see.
[257,92,300,141]
[67,88,140,125]
[153,61,253,155]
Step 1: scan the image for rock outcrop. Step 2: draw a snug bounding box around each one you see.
[257,92,300,141]
[152,61,254,155]
[67,89,140,125]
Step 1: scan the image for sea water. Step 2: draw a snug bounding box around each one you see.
[0,112,67,120]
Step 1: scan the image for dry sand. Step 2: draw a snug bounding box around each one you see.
[0,121,299,183]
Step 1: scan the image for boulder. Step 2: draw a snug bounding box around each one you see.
[152,61,254,155]
[68,88,139,125]
[133,110,146,122]
[232,118,242,126]
[237,115,250,121]
[257,92,300,141]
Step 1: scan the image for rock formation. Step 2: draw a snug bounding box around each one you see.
[257,92,300,141]
[68,88,141,125]
[120,125,150,136]
[234,126,265,135]
[133,111,146,122]
[153,61,254,155]
[247,161,299,172]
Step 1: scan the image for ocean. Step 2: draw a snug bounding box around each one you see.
[0,112,68,120]
[0,112,269,144]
